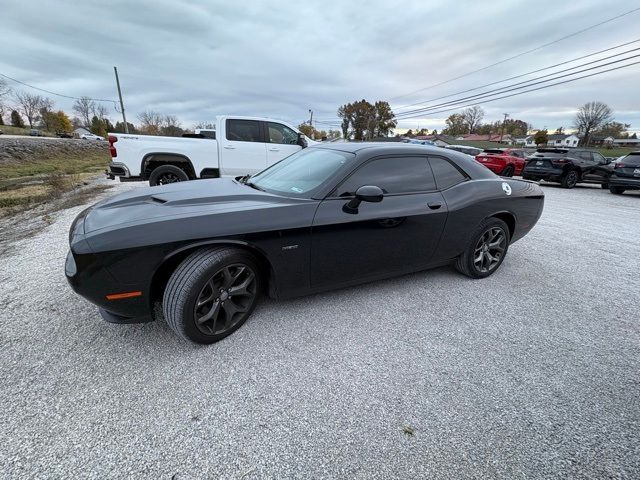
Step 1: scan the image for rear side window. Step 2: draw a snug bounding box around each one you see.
[226,120,263,142]
[336,156,435,196]
[576,151,593,161]
[622,153,640,166]
[429,157,467,190]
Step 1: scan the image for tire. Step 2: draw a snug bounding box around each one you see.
[501,165,515,177]
[148,164,189,186]
[455,218,510,279]
[163,247,262,344]
[609,186,625,195]
[560,169,579,189]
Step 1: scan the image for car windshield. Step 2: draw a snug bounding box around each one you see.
[248,148,355,197]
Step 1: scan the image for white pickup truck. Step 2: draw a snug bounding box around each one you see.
[106,115,312,186]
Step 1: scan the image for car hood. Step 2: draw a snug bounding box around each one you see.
[83,178,299,234]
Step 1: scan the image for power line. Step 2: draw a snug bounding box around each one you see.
[395,50,640,118]
[396,60,640,120]
[393,38,640,111]
[388,6,640,102]
[0,72,117,104]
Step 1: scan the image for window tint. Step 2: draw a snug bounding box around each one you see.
[429,157,467,190]
[336,157,435,196]
[577,151,593,161]
[267,122,298,145]
[592,152,606,163]
[226,119,262,142]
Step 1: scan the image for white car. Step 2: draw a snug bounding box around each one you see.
[81,133,104,141]
[107,115,316,186]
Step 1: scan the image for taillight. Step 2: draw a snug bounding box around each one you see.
[551,158,570,165]
[108,135,118,158]
[615,163,625,168]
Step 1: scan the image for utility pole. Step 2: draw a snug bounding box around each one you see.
[500,112,509,143]
[308,109,313,126]
[113,66,128,133]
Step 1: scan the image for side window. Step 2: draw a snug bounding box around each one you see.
[577,151,593,161]
[226,120,262,143]
[429,157,467,190]
[593,152,606,164]
[267,122,298,145]
[335,157,435,196]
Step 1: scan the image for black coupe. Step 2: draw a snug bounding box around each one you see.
[66,143,544,344]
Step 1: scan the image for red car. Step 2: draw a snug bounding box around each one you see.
[475,148,527,177]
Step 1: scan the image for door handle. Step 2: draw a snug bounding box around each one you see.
[223,145,235,150]
[268,148,280,152]
[428,202,442,210]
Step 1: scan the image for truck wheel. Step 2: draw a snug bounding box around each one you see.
[149,165,189,186]
[163,247,262,344]
[560,170,579,189]
[609,186,625,195]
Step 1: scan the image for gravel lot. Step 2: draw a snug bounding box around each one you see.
[1,180,638,479]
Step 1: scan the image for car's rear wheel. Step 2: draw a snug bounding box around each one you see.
[455,218,510,279]
[163,247,262,344]
[501,165,514,177]
[149,165,189,186]
[560,170,579,188]
[609,186,626,195]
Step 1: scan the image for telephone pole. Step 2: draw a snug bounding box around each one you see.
[308,109,313,126]
[113,66,128,133]
[500,112,509,143]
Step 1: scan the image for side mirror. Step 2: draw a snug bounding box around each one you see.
[343,185,384,214]
[297,133,308,148]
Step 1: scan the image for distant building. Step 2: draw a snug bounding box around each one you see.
[612,138,640,147]
[522,133,579,148]
[74,127,91,137]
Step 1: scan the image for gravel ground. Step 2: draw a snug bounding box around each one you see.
[0,181,638,479]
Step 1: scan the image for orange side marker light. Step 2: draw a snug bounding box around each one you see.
[106,291,143,300]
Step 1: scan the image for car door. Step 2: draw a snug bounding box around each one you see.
[266,122,302,166]
[219,119,267,176]
[582,151,612,183]
[310,155,448,289]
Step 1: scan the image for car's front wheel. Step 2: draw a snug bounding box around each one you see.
[163,247,262,344]
[609,186,626,195]
[455,218,510,279]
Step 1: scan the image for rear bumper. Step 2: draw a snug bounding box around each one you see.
[106,162,142,182]
[522,166,563,182]
[609,175,640,190]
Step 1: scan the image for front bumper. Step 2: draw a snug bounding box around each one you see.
[609,175,640,190]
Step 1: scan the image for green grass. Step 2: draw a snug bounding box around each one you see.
[0,151,109,181]
[0,125,55,136]
[592,147,637,158]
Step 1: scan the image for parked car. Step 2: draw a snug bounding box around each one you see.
[30,129,44,137]
[445,145,483,156]
[66,142,544,344]
[522,148,613,188]
[609,151,640,194]
[56,131,73,138]
[81,133,104,141]
[475,148,527,177]
[107,116,315,186]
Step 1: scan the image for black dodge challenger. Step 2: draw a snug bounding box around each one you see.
[66,143,544,344]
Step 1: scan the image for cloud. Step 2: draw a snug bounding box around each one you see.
[1,0,638,132]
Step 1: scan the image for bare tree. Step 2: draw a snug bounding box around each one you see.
[137,110,164,135]
[0,78,11,123]
[574,101,613,146]
[94,103,109,120]
[462,106,485,134]
[38,97,55,130]
[73,96,96,127]
[13,91,45,128]
[161,115,183,136]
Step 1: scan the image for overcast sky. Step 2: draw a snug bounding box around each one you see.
[2,0,639,134]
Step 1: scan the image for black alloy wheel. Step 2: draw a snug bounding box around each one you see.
[148,164,189,186]
[163,247,262,344]
[455,218,510,278]
[193,264,257,336]
[501,165,514,177]
[473,227,507,273]
[561,170,579,188]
